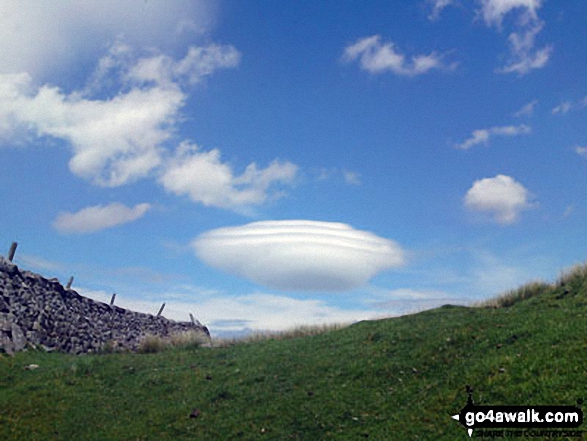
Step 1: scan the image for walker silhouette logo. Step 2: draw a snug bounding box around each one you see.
[451,386,584,438]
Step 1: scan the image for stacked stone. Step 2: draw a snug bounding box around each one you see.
[0,257,207,355]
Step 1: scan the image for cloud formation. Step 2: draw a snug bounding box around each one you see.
[478,0,542,27]
[159,142,298,209]
[427,0,551,74]
[0,43,239,187]
[498,20,552,75]
[78,287,376,334]
[342,35,453,76]
[576,146,587,159]
[53,202,151,234]
[193,220,406,291]
[0,42,296,211]
[479,0,552,75]
[464,174,535,224]
[456,124,531,150]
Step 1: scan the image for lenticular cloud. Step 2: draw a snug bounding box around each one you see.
[193,220,405,291]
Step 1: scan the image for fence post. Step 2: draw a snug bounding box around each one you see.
[157,303,165,317]
[7,242,17,262]
[110,293,116,306]
[66,276,74,289]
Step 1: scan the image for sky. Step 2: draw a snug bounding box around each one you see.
[1,0,586,337]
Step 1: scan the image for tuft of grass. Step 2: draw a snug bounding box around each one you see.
[98,340,127,354]
[169,330,208,349]
[557,261,587,288]
[478,261,587,309]
[137,334,168,354]
[212,322,349,347]
[138,331,208,353]
[477,280,552,308]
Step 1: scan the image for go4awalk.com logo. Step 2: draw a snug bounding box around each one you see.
[452,386,584,438]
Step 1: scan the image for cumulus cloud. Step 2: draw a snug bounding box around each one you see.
[342,35,453,76]
[53,202,151,234]
[513,99,538,117]
[0,72,183,186]
[193,220,406,292]
[159,142,298,209]
[456,124,531,150]
[0,43,240,187]
[0,0,216,81]
[464,174,535,224]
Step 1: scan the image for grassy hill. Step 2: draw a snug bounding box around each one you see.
[1,264,586,440]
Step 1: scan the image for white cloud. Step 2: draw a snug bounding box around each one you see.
[197,293,376,333]
[498,22,552,75]
[126,44,240,86]
[464,174,535,224]
[552,97,587,115]
[576,146,587,159]
[77,287,377,334]
[456,124,531,150]
[0,41,300,213]
[0,0,216,81]
[0,71,182,186]
[53,202,151,234]
[513,99,538,117]
[475,0,551,75]
[193,220,406,292]
[342,35,453,76]
[478,0,542,27]
[0,44,240,188]
[159,142,298,209]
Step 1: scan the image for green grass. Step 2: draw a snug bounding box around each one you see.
[1,264,586,440]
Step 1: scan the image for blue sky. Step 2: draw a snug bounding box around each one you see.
[1,0,586,337]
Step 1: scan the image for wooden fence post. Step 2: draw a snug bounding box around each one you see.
[157,303,166,317]
[66,276,74,289]
[110,293,116,306]
[7,242,17,262]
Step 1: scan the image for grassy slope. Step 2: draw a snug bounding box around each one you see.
[1,270,586,440]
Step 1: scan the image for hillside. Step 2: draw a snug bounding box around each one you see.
[1,264,586,440]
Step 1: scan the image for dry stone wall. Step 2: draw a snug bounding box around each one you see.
[0,257,209,355]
